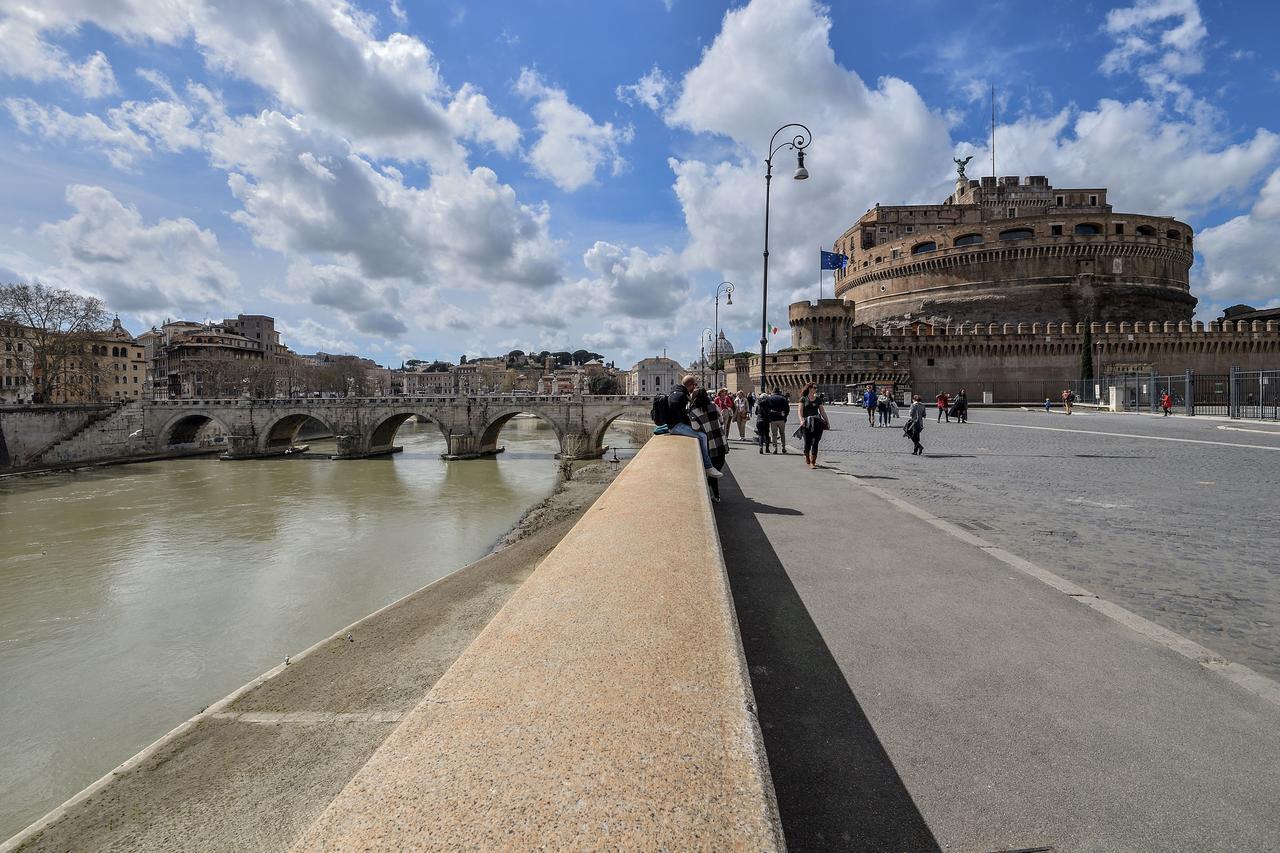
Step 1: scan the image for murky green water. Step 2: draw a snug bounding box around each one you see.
[0,418,581,840]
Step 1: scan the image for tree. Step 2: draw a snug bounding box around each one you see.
[0,283,109,403]
[571,349,590,365]
[587,375,621,395]
[1081,322,1094,381]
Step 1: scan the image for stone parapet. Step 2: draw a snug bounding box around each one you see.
[290,437,783,850]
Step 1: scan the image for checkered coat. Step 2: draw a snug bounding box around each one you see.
[688,404,727,458]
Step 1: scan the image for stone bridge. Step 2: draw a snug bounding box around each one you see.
[145,394,648,461]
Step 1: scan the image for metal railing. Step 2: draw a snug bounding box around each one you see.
[1067,368,1280,420]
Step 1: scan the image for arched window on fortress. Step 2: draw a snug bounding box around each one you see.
[1136,224,1157,237]
[954,233,983,247]
[1074,223,1101,236]
[1166,229,1180,240]
[911,241,936,255]
[999,228,1034,241]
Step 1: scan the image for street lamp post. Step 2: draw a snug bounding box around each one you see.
[713,281,733,390]
[699,328,714,391]
[759,123,811,396]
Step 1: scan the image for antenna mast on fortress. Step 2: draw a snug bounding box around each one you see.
[990,84,996,178]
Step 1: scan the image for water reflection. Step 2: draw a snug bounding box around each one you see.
[0,418,560,839]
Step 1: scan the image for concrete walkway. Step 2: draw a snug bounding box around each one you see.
[717,440,1280,852]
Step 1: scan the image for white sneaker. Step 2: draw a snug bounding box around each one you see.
[706,467,723,478]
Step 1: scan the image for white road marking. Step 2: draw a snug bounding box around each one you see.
[837,471,1280,708]
[1066,498,1133,509]
[976,420,1280,450]
[1217,424,1280,436]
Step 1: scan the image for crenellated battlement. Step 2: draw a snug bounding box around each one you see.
[865,319,1280,339]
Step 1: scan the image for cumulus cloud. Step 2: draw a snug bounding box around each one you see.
[515,69,635,191]
[0,0,516,165]
[616,66,671,111]
[36,185,238,317]
[5,98,152,169]
[955,99,1279,219]
[1195,166,1280,313]
[663,0,952,323]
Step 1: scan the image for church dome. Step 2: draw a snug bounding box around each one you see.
[712,330,735,358]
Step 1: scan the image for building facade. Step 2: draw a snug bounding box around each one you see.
[833,175,1196,327]
[627,357,686,397]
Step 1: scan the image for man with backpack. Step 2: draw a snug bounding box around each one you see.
[652,375,721,478]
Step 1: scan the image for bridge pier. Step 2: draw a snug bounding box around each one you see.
[221,434,278,460]
[441,432,505,460]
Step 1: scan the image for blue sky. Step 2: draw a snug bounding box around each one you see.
[1,0,1278,369]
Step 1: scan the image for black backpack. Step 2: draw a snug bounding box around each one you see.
[650,393,670,426]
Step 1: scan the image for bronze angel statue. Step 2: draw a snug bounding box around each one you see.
[953,155,974,180]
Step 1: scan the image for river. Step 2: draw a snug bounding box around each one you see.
[0,416,632,840]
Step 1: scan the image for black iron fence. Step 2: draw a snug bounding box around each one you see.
[1066,368,1280,420]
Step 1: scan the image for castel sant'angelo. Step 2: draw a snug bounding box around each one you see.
[728,163,1280,401]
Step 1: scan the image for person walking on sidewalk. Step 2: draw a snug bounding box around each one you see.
[798,383,829,469]
[876,390,892,427]
[863,385,877,426]
[952,389,969,423]
[1161,390,1173,416]
[713,388,734,417]
[1044,397,1053,414]
[755,395,771,453]
[1062,388,1074,415]
[732,390,751,440]
[904,394,927,455]
[663,375,721,478]
[766,388,790,453]
[936,391,950,423]
[689,387,729,501]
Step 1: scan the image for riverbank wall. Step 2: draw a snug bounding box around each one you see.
[5,440,779,850]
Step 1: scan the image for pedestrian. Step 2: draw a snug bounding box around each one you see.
[767,387,789,453]
[755,393,771,453]
[663,374,722,478]
[797,382,829,469]
[689,387,728,500]
[1062,388,1074,415]
[903,394,926,455]
[732,390,751,440]
[951,389,969,423]
[747,391,756,417]
[863,385,877,426]
[1161,390,1173,416]
[1044,397,1052,414]
[936,391,950,423]
[714,387,734,415]
[876,390,891,427]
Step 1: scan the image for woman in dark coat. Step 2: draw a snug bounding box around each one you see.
[690,387,729,501]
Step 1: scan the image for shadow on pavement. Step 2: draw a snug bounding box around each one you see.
[714,467,941,852]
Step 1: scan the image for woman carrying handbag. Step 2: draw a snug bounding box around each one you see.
[797,383,829,469]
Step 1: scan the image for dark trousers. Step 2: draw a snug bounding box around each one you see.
[802,427,823,456]
[708,452,725,497]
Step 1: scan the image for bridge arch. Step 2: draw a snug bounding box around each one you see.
[479,408,566,453]
[160,411,235,448]
[367,412,452,449]
[259,412,339,452]
[587,407,644,454]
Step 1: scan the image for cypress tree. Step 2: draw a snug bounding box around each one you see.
[1081,323,1094,380]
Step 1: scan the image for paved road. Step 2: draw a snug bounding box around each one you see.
[812,406,1280,682]
[717,437,1280,851]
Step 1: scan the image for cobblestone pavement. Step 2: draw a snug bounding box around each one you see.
[801,406,1280,682]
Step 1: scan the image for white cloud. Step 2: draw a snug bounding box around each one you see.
[36,184,238,317]
[580,241,690,320]
[0,9,118,97]
[5,97,151,169]
[1195,166,1280,313]
[616,66,671,111]
[1101,0,1207,106]
[277,318,357,354]
[515,68,635,191]
[956,99,1279,219]
[663,0,952,323]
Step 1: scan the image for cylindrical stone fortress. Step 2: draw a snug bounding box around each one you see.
[832,175,1195,327]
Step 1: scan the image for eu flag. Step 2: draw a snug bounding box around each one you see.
[820,250,847,270]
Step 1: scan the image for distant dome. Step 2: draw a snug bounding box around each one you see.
[712,330,735,358]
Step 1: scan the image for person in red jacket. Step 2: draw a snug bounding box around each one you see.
[936,392,950,423]
[1161,390,1173,416]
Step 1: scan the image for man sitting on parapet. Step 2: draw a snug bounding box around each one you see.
[666,375,722,479]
